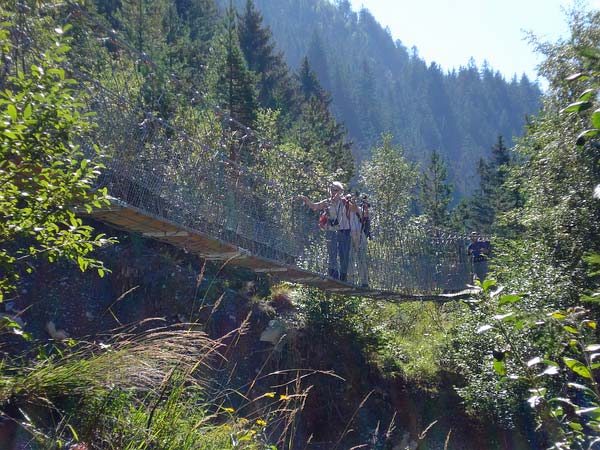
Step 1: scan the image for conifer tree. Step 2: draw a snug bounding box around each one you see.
[237,0,298,116]
[115,0,178,116]
[420,150,453,228]
[293,58,353,181]
[297,56,324,101]
[468,135,518,233]
[306,31,331,92]
[206,6,258,128]
[115,0,169,57]
[172,0,219,85]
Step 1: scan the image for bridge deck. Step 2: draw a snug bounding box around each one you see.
[87,199,479,303]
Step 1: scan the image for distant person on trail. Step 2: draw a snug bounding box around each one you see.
[300,181,356,282]
[346,193,369,288]
[467,231,491,283]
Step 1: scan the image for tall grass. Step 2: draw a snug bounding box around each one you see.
[0,321,307,449]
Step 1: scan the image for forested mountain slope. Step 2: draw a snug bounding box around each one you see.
[223,0,541,195]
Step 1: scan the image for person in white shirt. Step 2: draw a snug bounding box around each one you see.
[300,181,357,282]
[346,193,369,288]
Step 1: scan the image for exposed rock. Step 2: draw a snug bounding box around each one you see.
[45,321,69,340]
[260,319,285,346]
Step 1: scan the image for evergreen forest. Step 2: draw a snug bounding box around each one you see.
[0,0,599,449]
[224,0,542,197]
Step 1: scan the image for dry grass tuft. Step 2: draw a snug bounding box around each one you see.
[0,322,222,405]
[269,283,296,312]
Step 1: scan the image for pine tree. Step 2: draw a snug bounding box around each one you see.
[306,31,331,92]
[173,0,219,85]
[237,0,298,116]
[206,6,258,128]
[115,0,169,57]
[297,56,324,101]
[115,0,179,116]
[292,58,354,180]
[420,150,453,228]
[468,135,518,233]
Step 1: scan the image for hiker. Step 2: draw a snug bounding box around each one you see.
[346,193,369,288]
[299,181,354,281]
[359,193,371,239]
[467,231,491,282]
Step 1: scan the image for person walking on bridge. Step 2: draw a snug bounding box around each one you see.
[300,181,356,282]
[346,193,369,288]
[467,231,491,283]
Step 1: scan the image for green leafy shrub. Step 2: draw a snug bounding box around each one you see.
[0,20,114,302]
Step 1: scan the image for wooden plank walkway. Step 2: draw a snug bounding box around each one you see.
[85,198,480,303]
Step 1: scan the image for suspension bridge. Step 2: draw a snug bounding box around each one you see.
[8,6,481,302]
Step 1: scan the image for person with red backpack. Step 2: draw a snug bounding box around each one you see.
[300,181,357,282]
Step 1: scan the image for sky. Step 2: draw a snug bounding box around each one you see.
[348,0,600,83]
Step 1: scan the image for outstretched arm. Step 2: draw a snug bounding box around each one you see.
[299,195,327,211]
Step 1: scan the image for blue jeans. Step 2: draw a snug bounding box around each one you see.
[337,229,351,281]
[326,230,337,278]
[326,229,351,281]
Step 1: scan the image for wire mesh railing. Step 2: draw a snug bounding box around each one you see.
[4,4,474,295]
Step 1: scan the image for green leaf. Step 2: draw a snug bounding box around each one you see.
[527,356,543,367]
[579,89,595,102]
[564,357,592,379]
[493,358,506,376]
[482,279,496,292]
[568,382,596,395]
[550,405,564,418]
[563,325,579,334]
[66,424,79,441]
[562,101,593,114]
[566,72,588,82]
[568,421,584,431]
[592,109,600,129]
[2,130,18,139]
[576,128,599,146]
[576,406,600,421]
[6,104,17,121]
[498,294,521,305]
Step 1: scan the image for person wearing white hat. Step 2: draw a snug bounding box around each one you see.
[299,181,357,281]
